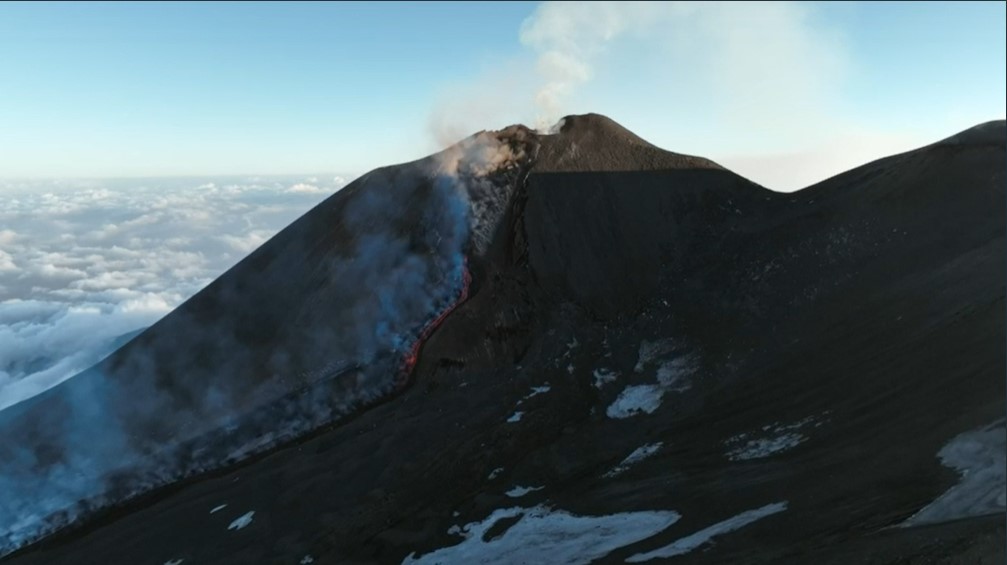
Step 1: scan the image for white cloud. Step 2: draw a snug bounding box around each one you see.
[0,250,17,273]
[219,230,274,254]
[286,183,326,194]
[0,174,353,411]
[27,263,88,281]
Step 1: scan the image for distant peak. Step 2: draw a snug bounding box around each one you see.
[547,113,658,149]
[531,112,724,173]
[935,120,1006,148]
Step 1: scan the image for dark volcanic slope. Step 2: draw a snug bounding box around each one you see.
[0,129,534,554]
[2,114,1005,564]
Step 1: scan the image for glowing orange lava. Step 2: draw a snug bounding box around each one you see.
[396,258,472,387]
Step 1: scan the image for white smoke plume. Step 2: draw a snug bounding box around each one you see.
[431,126,535,256]
[435,130,528,178]
[427,1,848,140]
[0,168,465,556]
[518,1,848,135]
[518,1,663,128]
[427,1,924,190]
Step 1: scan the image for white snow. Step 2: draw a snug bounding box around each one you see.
[227,511,255,531]
[505,485,544,498]
[655,358,693,392]
[902,421,1006,526]
[606,385,663,419]
[488,467,504,480]
[725,416,823,461]
[604,443,663,478]
[592,368,619,389]
[300,556,315,564]
[727,433,805,461]
[523,384,551,401]
[506,411,524,423]
[626,501,788,562]
[163,560,184,565]
[209,504,227,514]
[608,342,696,419]
[402,505,681,565]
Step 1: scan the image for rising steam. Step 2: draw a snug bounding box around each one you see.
[430,0,852,190]
[0,131,536,556]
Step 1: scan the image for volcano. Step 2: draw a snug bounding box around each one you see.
[1,114,1004,564]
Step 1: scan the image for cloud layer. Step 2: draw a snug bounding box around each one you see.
[0,175,349,411]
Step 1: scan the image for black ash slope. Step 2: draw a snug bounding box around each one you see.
[3,114,1004,564]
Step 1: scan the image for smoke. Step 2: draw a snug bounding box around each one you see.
[0,176,351,413]
[434,128,536,254]
[0,132,538,557]
[426,59,542,148]
[436,131,528,177]
[425,2,660,139]
[427,1,886,190]
[517,1,848,135]
[518,1,663,128]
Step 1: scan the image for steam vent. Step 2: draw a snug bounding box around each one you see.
[2,114,1005,564]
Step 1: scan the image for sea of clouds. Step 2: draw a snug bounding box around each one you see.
[0,175,351,412]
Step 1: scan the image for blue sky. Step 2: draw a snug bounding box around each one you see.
[1,1,1004,188]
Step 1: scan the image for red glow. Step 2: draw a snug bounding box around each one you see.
[396,258,472,387]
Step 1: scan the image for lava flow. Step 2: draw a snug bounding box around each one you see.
[396,258,472,387]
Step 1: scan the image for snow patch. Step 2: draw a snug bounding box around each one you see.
[402,505,681,565]
[902,420,1006,526]
[528,384,551,397]
[227,511,255,531]
[488,467,504,480]
[655,357,693,392]
[506,485,544,498]
[609,342,696,419]
[604,443,663,478]
[506,411,524,423]
[727,434,805,461]
[725,416,822,461]
[606,385,663,419]
[592,368,619,389]
[626,502,788,562]
[163,560,184,565]
[520,384,551,403]
[209,504,227,514]
[300,556,315,564]
[565,337,580,352]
